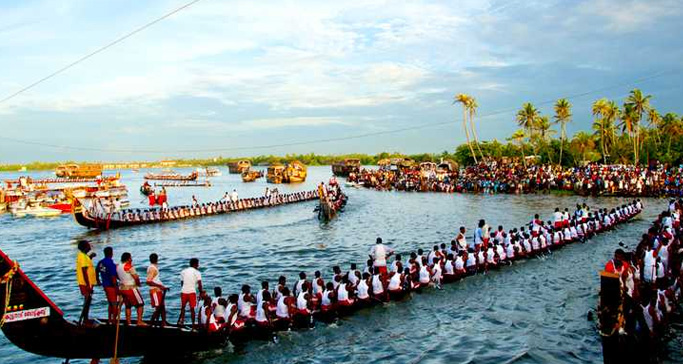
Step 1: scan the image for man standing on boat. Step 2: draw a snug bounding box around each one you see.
[147,253,169,327]
[96,247,119,324]
[230,189,239,203]
[76,240,97,325]
[369,237,394,276]
[179,258,203,328]
[117,252,147,326]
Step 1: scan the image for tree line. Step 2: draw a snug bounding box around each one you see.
[454,89,683,167]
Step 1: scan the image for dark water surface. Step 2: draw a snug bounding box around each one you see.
[0,167,678,363]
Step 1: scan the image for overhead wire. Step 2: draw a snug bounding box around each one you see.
[0,68,675,154]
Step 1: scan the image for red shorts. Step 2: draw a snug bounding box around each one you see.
[104,286,118,304]
[120,288,144,307]
[150,290,164,308]
[181,293,197,309]
[554,221,562,228]
[376,266,388,275]
[79,285,92,296]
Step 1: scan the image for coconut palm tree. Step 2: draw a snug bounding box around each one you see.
[466,97,485,161]
[625,88,652,164]
[647,107,661,144]
[508,129,528,167]
[570,131,595,164]
[455,94,477,164]
[661,113,682,155]
[620,104,639,164]
[553,98,571,166]
[516,102,540,137]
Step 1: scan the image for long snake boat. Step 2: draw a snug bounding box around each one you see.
[72,190,319,230]
[144,171,198,181]
[2,201,640,361]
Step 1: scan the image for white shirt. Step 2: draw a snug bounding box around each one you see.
[370,244,393,267]
[180,267,202,294]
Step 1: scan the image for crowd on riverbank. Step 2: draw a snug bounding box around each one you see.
[75,199,641,341]
[348,163,683,197]
[599,198,682,363]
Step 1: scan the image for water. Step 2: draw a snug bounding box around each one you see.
[0,166,677,363]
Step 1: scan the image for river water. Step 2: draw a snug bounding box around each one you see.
[0,166,680,363]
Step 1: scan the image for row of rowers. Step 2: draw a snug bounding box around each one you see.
[88,190,318,222]
[199,200,642,333]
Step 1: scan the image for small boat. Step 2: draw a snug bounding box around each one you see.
[266,164,286,184]
[241,169,264,182]
[0,248,229,360]
[12,205,63,218]
[316,189,347,222]
[144,171,198,181]
[196,167,222,177]
[227,160,251,174]
[54,163,103,179]
[331,159,361,177]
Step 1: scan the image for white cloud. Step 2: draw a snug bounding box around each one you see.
[578,0,682,33]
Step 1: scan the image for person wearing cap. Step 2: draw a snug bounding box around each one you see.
[369,237,394,276]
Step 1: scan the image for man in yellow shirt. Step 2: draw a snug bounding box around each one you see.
[76,240,97,325]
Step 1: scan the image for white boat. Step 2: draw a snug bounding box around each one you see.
[12,205,63,218]
[196,167,222,177]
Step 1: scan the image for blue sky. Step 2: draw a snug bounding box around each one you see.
[1,0,682,163]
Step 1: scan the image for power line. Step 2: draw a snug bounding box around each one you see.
[0,68,675,154]
[0,0,204,106]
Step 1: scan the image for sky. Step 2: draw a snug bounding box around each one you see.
[1,0,682,163]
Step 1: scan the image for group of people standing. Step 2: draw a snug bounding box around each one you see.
[76,241,203,329]
[349,162,683,197]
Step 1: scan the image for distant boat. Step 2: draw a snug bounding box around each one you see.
[332,159,360,177]
[17,166,27,172]
[54,163,103,179]
[227,160,251,174]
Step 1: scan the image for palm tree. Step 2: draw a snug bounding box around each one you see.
[508,129,528,167]
[647,108,661,144]
[455,94,477,164]
[661,113,682,155]
[536,115,555,164]
[553,98,571,166]
[625,88,652,164]
[620,104,638,164]
[570,131,595,164]
[466,97,485,161]
[591,98,608,163]
[516,102,540,137]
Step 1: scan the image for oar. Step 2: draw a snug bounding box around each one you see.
[110,298,123,364]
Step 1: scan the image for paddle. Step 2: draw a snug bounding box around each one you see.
[110,298,123,364]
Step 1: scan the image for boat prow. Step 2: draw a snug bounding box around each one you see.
[0,248,228,360]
